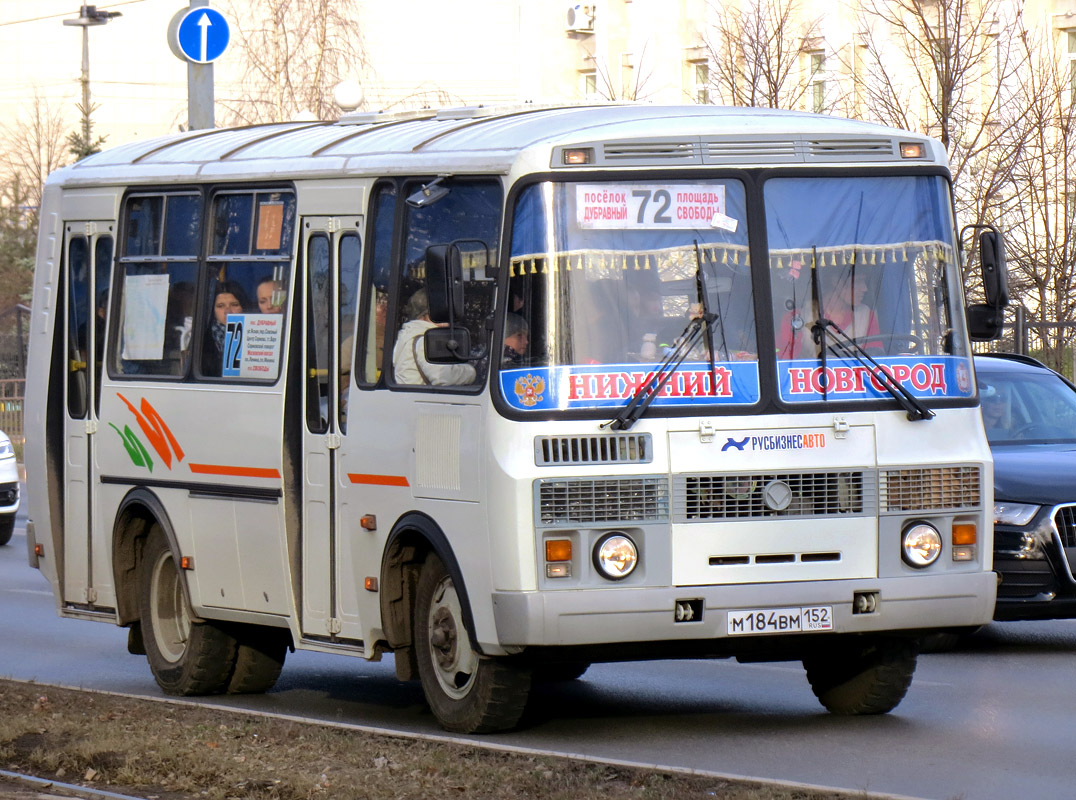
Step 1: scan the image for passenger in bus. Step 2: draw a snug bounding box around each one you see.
[392,288,476,386]
[256,276,286,314]
[203,280,252,376]
[776,269,879,359]
[502,313,529,367]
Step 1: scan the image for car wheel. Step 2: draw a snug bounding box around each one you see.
[0,514,13,546]
[414,553,531,733]
[139,526,237,695]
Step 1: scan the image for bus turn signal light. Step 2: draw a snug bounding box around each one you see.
[952,523,977,562]
[180,556,194,570]
[546,539,572,562]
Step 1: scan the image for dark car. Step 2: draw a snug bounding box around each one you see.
[975,353,1076,620]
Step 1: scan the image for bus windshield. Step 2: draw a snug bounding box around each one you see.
[765,175,970,404]
[502,179,760,411]
[501,175,973,414]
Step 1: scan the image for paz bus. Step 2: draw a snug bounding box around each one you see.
[24,104,1008,733]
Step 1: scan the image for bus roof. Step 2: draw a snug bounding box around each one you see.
[50,104,945,187]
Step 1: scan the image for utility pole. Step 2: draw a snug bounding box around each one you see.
[63,5,121,159]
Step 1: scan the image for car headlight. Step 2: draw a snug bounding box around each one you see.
[0,434,12,459]
[593,533,638,580]
[994,502,1040,527]
[902,522,942,568]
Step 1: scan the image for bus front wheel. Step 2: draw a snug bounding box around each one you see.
[139,527,237,695]
[802,637,917,715]
[414,553,531,733]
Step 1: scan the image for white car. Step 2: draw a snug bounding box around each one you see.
[0,430,19,546]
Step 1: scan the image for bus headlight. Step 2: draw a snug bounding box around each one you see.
[902,522,942,568]
[593,533,638,580]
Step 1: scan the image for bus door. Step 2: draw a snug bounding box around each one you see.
[61,221,114,608]
[299,216,364,643]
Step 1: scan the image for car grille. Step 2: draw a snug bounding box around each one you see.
[536,476,669,525]
[0,481,16,506]
[879,466,981,512]
[673,471,871,521]
[1055,504,1076,548]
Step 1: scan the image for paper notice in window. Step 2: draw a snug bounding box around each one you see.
[255,202,284,250]
[121,273,169,360]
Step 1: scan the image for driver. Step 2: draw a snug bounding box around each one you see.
[777,268,880,359]
[980,382,1012,440]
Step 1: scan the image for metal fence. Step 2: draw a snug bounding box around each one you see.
[0,378,24,450]
[971,307,1076,380]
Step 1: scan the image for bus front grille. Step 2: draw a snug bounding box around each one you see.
[534,434,652,466]
[536,476,669,525]
[879,466,981,512]
[674,471,870,521]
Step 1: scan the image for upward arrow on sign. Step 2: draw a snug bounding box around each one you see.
[198,13,211,63]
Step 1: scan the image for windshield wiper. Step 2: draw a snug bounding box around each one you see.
[602,312,714,431]
[812,318,934,421]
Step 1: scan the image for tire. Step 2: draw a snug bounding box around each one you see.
[919,632,961,653]
[0,514,13,546]
[803,637,917,715]
[227,626,288,694]
[414,553,532,733]
[533,661,590,683]
[139,527,237,695]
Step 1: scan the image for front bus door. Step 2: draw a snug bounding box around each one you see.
[298,216,364,644]
[61,221,114,609]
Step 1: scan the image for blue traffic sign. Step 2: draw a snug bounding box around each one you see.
[175,7,229,64]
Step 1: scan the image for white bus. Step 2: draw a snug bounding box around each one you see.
[25,105,1008,733]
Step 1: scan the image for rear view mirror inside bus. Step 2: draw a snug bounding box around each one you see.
[425,243,464,323]
[424,325,472,363]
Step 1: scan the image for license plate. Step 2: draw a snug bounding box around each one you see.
[727,606,833,636]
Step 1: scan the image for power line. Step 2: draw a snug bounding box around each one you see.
[0,0,146,28]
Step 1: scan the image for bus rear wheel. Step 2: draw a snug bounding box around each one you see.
[139,528,237,695]
[227,626,288,694]
[802,637,917,715]
[414,553,531,733]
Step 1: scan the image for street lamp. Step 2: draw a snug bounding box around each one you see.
[63,5,121,157]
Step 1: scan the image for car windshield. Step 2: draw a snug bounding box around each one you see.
[979,365,1076,444]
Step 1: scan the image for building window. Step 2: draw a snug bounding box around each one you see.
[1069,31,1076,104]
[582,70,598,100]
[810,50,825,113]
[692,61,710,104]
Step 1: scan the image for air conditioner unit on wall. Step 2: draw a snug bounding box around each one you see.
[566,4,595,33]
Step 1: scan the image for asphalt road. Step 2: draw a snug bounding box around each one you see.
[3,514,1076,800]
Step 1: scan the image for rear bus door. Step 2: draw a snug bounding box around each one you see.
[298,216,364,643]
[61,221,114,609]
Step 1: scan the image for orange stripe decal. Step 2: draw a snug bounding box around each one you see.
[348,473,410,487]
[188,463,282,479]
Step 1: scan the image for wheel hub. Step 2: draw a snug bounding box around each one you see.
[430,607,458,670]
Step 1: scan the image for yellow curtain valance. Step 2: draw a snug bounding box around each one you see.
[508,243,751,279]
[767,241,955,271]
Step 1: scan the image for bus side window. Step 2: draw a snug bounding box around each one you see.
[359,182,397,385]
[199,190,294,381]
[113,193,201,378]
[389,178,502,389]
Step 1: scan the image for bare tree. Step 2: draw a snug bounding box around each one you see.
[584,41,659,102]
[853,0,1030,295]
[1,92,70,212]
[699,0,826,109]
[987,22,1076,369]
[219,0,369,123]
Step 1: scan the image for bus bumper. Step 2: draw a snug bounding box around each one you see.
[491,572,996,647]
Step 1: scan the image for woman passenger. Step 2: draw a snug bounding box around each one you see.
[203,280,251,376]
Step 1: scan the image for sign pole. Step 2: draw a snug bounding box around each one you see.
[187,0,214,130]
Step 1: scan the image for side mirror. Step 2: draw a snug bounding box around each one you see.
[966,303,1004,341]
[425,244,464,324]
[979,229,1009,308]
[424,326,471,363]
